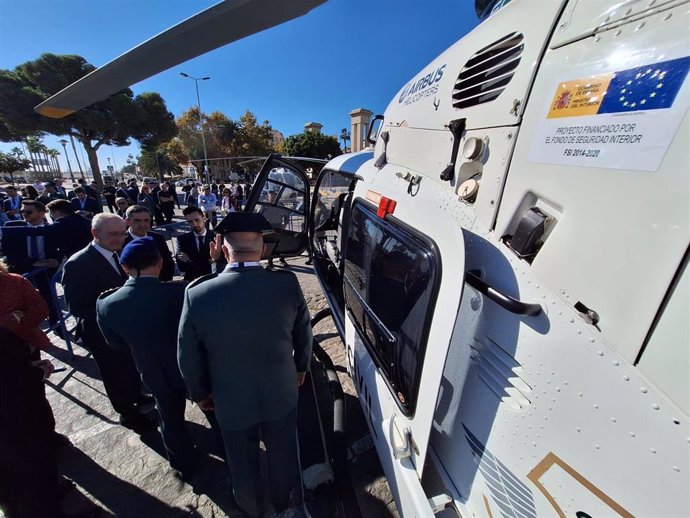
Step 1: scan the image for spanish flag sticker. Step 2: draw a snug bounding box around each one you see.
[548,56,690,119]
[547,74,614,118]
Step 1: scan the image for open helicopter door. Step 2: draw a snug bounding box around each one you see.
[309,154,372,340]
[244,154,311,260]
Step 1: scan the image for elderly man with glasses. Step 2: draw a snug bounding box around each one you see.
[61,213,156,433]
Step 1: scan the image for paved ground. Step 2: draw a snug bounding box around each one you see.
[4,214,398,518]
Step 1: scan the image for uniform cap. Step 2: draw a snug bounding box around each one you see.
[119,236,160,267]
[214,212,273,235]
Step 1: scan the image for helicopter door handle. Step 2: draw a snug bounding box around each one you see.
[388,415,412,460]
[466,270,543,317]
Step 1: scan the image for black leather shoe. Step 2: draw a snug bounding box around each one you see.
[119,413,158,434]
[53,432,73,449]
[135,395,156,413]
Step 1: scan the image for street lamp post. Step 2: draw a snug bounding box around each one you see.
[58,139,75,183]
[180,72,210,185]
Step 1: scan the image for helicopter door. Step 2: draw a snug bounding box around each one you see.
[343,199,464,512]
[244,154,310,259]
[309,168,360,336]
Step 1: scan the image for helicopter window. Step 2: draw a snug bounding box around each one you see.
[254,177,307,232]
[344,202,439,415]
[313,170,352,231]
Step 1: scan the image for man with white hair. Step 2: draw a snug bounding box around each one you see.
[62,213,156,433]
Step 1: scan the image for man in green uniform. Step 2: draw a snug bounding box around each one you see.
[96,237,198,476]
[178,212,313,517]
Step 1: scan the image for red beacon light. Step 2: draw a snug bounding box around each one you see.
[366,190,397,218]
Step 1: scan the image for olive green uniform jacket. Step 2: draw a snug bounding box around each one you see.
[177,265,312,431]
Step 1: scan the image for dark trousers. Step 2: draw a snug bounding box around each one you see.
[154,207,165,226]
[221,408,299,517]
[155,390,196,471]
[82,323,144,417]
[0,329,60,518]
[30,268,59,326]
[161,203,174,224]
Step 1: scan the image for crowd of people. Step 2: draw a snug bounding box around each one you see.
[0,176,312,518]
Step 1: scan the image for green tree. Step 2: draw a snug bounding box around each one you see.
[283,131,342,160]
[139,146,182,181]
[234,110,275,157]
[216,118,242,152]
[0,151,31,183]
[0,53,177,186]
[176,108,276,178]
[164,137,189,167]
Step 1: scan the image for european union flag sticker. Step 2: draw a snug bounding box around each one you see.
[599,56,690,114]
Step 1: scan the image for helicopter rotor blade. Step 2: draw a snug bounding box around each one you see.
[35,0,326,118]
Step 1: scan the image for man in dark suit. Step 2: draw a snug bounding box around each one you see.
[1,200,55,274]
[149,180,165,226]
[70,187,100,219]
[102,181,117,213]
[1,200,60,326]
[2,185,22,220]
[44,199,92,261]
[175,206,225,281]
[77,178,100,210]
[61,213,155,432]
[53,177,68,198]
[115,182,131,204]
[123,205,175,281]
[36,181,66,205]
[178,212,313,516]
[96,237,197,476]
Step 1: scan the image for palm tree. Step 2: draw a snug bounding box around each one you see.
[9,146,24,159]
[138,147,182,181]
[48,148,61,174]
[38,143,52,175]
[25,135,43,172]
[340,128,351,152]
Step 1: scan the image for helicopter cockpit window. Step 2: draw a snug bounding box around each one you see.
[344,202,439,415]
[312,170,354,268]
[253,168,307,232]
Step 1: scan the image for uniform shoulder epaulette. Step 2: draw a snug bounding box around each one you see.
[187,273,218,289]
[97,287,121,300]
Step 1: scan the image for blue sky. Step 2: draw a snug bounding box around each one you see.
[0,0,478,175]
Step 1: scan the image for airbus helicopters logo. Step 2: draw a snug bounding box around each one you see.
[399,64,446,105]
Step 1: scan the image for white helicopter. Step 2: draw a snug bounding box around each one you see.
[38,0,689,516]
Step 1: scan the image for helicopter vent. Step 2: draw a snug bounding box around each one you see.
[452,32,524,109]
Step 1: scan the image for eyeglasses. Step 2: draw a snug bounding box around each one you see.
[116,202,127,206]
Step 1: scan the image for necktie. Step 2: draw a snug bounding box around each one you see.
[112,252,127,281]
[197,235,204,252]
